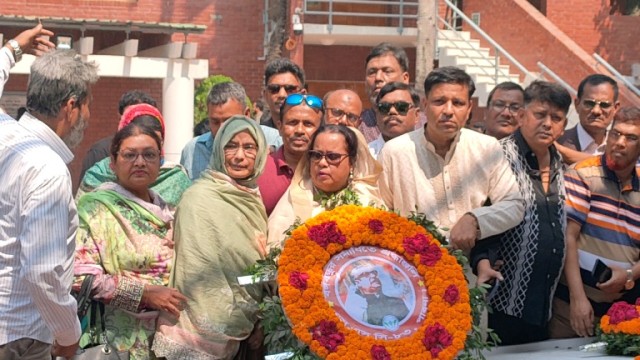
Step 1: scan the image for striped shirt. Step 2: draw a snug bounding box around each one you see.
[556,155,640,314]
[0,112,81,346]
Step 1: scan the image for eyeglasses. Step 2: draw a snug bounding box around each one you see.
[285,94,324,111]
[582,99,613,110]
[266,84,300,95]
[377,101,414,115]
[223,142,259,158]
[327,108,360,124]
[118,150,160,163]
[491,101,522,114]
[308,150,349,165]
[609,129,639,143]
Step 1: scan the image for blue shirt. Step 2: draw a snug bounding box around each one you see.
[180,125,283,180]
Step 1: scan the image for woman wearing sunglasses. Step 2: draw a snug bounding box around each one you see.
[73,122,188,360]
[267,124,383,249]
[154,116,269,360]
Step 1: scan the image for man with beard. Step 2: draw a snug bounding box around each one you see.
[0,50,98,360]
[483,82,524,140]
[550,106,640,339]
[260,58,306,129]
[257,93,324,215]
[378,66,524,251]
[359,43,410,143]
[369,82,420,158]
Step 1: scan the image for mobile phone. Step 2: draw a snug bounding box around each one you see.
[592,259,612,283]
[487,279,500,302]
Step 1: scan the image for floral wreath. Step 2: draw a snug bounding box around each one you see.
[277,205,472,359]
[597,299,640,358]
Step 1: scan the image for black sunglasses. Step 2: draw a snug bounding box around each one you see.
[377,101,414,115]
[308,150,349,165]
[582,99,613,109]
[266,84,299,95]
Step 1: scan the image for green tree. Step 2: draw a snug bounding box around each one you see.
[193,75,253,125]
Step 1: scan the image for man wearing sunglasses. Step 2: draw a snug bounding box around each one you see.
[261,58,306,129]
[257,93,324,215]
[378,66,524,252]
[323,89,363,127]
[359,43,410,143]
[369,82,420,158]
[557,74,620,156]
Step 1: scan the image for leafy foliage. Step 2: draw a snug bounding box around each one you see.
[193,74,254,126]
[312,188,361,210]
[408,211,448,246]
[597,325,640,356]
[449,249,501,360]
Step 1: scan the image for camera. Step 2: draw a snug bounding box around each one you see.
[292,14,303,36]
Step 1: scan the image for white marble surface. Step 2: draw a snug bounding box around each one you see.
[481,337,634,359]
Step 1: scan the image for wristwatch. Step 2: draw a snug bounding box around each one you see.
[625,269,635,290]
[7,39,22,62]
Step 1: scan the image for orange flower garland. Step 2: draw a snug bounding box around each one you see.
[600,302,640,335]
[277,205,471,359]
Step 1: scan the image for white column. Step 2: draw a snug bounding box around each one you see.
[162,60,195,164]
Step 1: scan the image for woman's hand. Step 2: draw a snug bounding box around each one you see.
[141,285,188,317]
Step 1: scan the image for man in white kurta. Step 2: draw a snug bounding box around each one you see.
[379,67,524,250]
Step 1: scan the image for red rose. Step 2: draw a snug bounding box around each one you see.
[370,344,391,360]
[444,284,459,305]
[419,243,442,266]
[368,219,384,234]
[289,271,310,291]
[403,233,430,256]
[307,221,346,248]
[422,323,452,357]
[607,301,639,325]
[311,320,345,352]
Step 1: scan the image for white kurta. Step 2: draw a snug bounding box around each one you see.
[378,127,524,239]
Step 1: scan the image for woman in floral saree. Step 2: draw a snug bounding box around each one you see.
[74,122,187,360]
[153,115,269,360]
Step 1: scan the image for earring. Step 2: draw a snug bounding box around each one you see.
[348,168,354,184]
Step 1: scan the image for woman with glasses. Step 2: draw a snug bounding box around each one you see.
[267,124,383,249]
[73,122,188,360]
[153,115,269,360]
[76,103,191,207]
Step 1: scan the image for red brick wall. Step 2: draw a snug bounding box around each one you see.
[0,0,267,189]
[546,2,640,74]
[4,75,163,189]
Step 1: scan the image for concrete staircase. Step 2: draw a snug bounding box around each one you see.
[437,29,523,107]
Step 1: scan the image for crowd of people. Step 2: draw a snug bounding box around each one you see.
[1,23,639,360]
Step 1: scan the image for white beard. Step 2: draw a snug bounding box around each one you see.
[63,115,87,149]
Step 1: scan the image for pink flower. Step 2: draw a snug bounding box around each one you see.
[289,271,310,291]
[307,222,346,248]
[607,301,639,325]
[419,244,442,266]
[368,219,384,234]
[636,298,640,306]
[422,323,452,357]
[370,344,391,360]
[403,233,430,257]
[311,320,345,352]
[444,284,459,305]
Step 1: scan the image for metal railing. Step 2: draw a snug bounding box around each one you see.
[440,0,535,83]
[303,0,418,34]
[593,53,640,97]
[537,62,577,96]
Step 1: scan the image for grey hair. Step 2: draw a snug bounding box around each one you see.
[207,81,247,108]
[26,50,99,118]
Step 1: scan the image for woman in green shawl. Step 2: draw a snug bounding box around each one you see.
[153,115,269,360]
